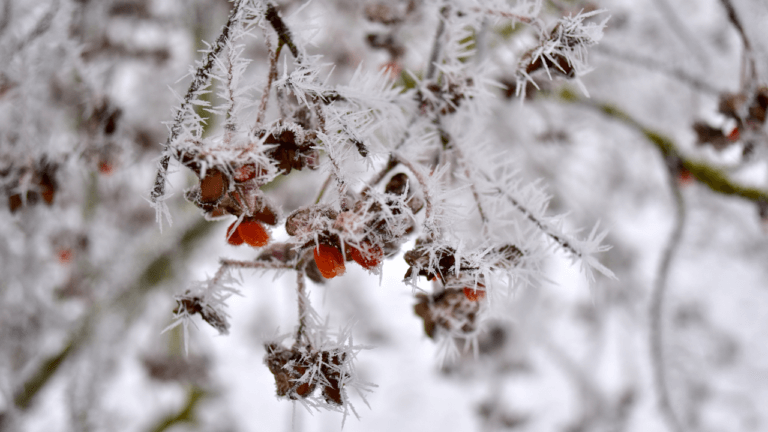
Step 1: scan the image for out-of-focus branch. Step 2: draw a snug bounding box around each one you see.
[593,45,721,95]
[147,386,207,432]
[650,0,708,67]
[649,157,687,432]
[559,88,768,204]
[11,218,214,412]
[717,0,756,90]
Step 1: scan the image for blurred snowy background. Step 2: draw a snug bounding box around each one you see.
[2,0,768,431]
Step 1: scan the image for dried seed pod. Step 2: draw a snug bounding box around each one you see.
[385,172,410,196]
[320,350,347,405]
[199,168,228,204]
[414,289,481,339]
[285,205,338,237]
[263,344,317,399]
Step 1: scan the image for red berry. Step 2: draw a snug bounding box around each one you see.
[463,287,486,301]
[58,249,73,264]
[226,221,245,246]
[678,167,694,186]
[238,219,269,248]
[727,127,740,142]
[348,242,383,270]
[98,161,114,175]
[314,244,346,279]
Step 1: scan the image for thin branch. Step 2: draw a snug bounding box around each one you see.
[10,0,59,57]
[650,0,709,67]
[151,0,244,204]
[218,258,294,271]
[649,160,687,432]
[717,0,756,90]
[314,173,333,204]
[295,270,308,344]
[425,5,450,81]
[254,37,283,129]
[593,45,721,96]
[264,2,300,60]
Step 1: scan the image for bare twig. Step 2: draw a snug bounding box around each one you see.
[717,0,756,90]
[649,160,687,432]
[264,2,300,60]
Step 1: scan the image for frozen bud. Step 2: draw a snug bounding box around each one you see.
[413,289,481,339]
[320,349,348,405]
[385,173,410,195]
[285,205,338,237]
[263,344,317,399]
[174,295,230,335]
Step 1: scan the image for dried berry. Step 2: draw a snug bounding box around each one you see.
[463,287,486,302]
[238,218,269,248]
[314,244,346,279]
[226,221,245,246]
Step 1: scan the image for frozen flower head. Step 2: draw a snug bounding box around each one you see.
[516,9,609,98]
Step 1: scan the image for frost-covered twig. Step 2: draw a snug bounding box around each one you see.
[150,0,245,219]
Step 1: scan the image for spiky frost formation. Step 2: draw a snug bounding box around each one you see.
[515,10,609,98]
[164,268,241,354]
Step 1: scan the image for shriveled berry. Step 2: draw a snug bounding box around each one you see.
[226,221,244,246]
[200,169,227,203]
[314,244,346,279]
[238,219,269,248]
[348,242,383,270]
[463,287,486,302]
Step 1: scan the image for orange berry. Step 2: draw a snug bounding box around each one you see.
[463,287,486,301]
[314,244,346,279]
[238,219,269,248]
[348,242,383,270]
[226,221,244,246]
